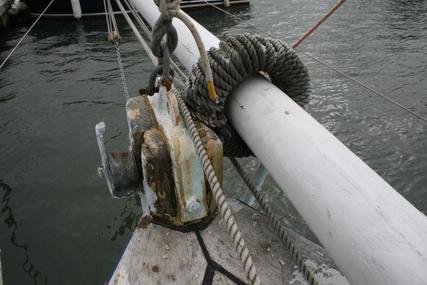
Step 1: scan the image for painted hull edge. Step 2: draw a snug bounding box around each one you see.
[26,0,249,17]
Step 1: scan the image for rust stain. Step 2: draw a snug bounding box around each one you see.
[198,127,207,138]
[184,159,192,191]
[173,137,184,209]
[138,216,152,229]
[127,108,141,121]
[151,265,159,273]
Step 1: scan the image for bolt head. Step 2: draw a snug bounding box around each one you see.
[97,166,104,178]
[187,200,201,214]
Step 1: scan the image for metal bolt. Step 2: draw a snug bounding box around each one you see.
[187,200,201,214]
[97,166,105,178]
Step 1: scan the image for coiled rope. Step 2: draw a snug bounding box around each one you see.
[184,33,310,157]
[201,0,427,123]
[231,158,320,285]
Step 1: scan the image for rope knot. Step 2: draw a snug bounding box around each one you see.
[154,0,181,20]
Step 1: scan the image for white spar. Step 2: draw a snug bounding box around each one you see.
[70,0,82,19]
[130,1,427,284]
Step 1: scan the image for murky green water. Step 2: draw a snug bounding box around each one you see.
[0,0,426,284]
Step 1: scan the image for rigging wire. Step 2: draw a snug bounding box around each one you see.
[0,0,55,71]
[201,0,427,123]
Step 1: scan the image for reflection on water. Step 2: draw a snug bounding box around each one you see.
[106,196,141,242]
[0,0,426,284]
[0,180,46,284]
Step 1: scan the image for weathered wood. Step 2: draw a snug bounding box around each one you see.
[108,223,206,285]
[201,200,350,285]
[212,271,236,285]
[108,199,349,284]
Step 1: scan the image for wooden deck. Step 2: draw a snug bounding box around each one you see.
[108,199,350,284]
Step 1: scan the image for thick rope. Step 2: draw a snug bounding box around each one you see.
[200,0,427,123]
[121,0,188,82]
[231,158,320,285]
[170,10,219,102]
[103,0,120,42]
[175,89,261,285]
[0,0,55,71]
[184,33,310,157]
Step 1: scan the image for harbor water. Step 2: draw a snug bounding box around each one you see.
[0,0,426,284]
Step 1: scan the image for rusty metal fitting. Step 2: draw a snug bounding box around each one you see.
[161,78,173,91]
[108,31,121,43]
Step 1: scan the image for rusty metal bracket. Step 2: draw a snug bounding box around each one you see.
[95,122,142,198]
[143,86,222,224]
[96,87,222,226]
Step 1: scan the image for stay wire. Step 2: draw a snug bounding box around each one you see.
[0,0,55,71]
[201,0,427,123]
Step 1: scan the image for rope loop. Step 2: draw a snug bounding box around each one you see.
[151,0,180,56]
[151,18,178,58]
[154,0,181,20]
[184,33,311,157]
[145,0,180,94]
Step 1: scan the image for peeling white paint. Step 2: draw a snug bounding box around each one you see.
[110,268,130,285]
[290,260,350,285]
[140,153,157,217]
[229,77,427,285]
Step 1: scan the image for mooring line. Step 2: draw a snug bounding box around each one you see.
[0,0,55,71]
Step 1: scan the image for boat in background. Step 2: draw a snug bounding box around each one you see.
[25,0,249,18]
[0,0,11,25]
[1,0,29,25]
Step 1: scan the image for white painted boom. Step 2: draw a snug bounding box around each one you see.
[131,1,427,284]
